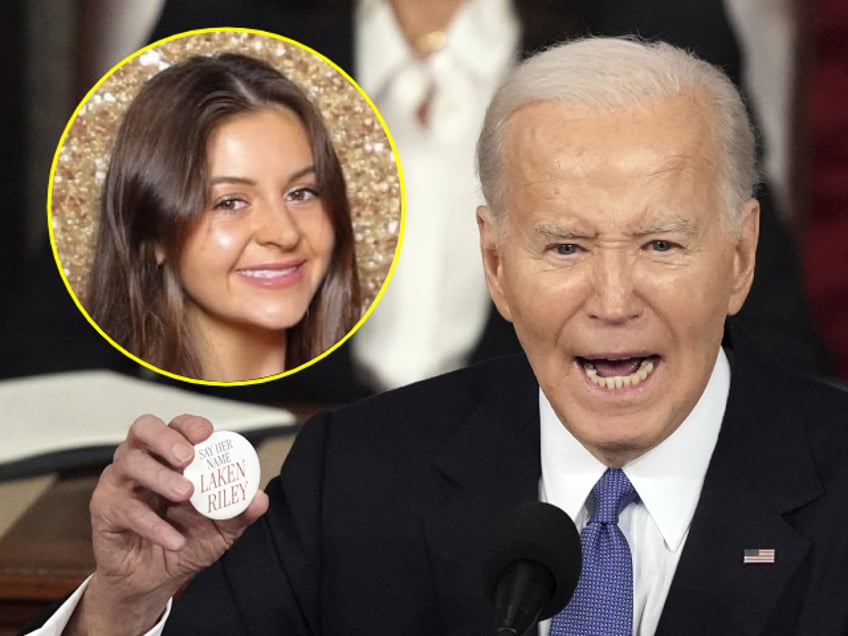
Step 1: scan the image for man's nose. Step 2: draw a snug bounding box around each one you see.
[585,251,644,323]
[253,199,301,249]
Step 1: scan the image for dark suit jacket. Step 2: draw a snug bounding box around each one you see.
[164,329,848,634]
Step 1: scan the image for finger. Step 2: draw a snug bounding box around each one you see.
[126,413,198,469]
[106,495,188,552]
[241,490,270,523]
[168,414,214,445]
[214,491,270,538]
[112,445,194,502]
[91,476,188,552]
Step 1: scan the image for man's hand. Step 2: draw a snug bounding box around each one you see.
[66,414,269,635]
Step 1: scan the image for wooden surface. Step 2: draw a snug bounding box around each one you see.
[0,431,298,634]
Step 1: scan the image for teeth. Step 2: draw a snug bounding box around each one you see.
[240,267,296,278]
[583,357,655,390]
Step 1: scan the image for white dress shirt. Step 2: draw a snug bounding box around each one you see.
[351,0,520,389]
[538,348,730,635]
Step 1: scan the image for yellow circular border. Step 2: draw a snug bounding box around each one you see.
[47,27,406,387]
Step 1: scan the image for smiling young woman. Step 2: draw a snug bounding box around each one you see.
[86,52,361,382]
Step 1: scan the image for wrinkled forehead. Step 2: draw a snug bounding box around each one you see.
[502,92,720,180]
[496,94,725,234]
[504,95,719,198]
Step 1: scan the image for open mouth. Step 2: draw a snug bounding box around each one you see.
[577,355,660,390]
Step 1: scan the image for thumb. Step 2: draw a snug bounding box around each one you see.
[215,490,270,539]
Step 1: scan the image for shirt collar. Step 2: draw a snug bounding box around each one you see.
[540,348,730,552]
[354,0,519,96]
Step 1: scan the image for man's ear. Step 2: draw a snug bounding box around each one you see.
[726,198,760,316]
[477,205,513,322]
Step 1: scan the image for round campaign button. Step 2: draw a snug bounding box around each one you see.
[183,431,261,520]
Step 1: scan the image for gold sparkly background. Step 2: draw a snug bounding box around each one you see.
[50,30,402,314]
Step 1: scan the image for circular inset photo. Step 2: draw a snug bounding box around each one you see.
[49,29,404,386]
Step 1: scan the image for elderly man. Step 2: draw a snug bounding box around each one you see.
[37,37,848,635]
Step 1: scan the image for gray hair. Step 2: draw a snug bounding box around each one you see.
[476,37,759,238]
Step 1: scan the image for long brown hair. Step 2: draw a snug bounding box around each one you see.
[87,52,361,377]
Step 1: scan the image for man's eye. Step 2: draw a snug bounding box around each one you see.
[554,244,580,256]
[648,239,675,252]
[286,186,320,202]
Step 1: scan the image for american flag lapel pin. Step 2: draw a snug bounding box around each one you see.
[743,548,776,564]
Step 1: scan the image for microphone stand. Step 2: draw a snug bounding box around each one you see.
[494,561,554,636]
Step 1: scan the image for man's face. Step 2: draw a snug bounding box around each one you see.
[478,93,759,467]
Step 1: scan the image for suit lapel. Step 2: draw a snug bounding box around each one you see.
[657,335,823,635]
[421,357,542,634]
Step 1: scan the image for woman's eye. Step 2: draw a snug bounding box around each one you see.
[553,243,580,256]
[213,197,248,212]
[286,186,320,203]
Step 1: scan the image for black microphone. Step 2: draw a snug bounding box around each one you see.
[482,501,582,636]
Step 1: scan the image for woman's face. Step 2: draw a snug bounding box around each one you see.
[172,108,335,345]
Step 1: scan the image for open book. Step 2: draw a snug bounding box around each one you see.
[0,370,297,480]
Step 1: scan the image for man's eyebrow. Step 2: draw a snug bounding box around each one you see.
[635,218,696,236]
[533,224,595,241]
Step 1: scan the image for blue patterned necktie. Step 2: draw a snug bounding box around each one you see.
[549,468,640,635]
